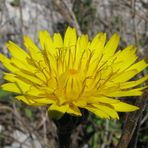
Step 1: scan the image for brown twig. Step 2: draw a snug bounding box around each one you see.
[52,0,81,35]
[41,108,48,147]
[19,0,24,46]
[131,0,138,46]
[118,87,148,148]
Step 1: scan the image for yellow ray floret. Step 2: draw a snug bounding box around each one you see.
[0,26,147,119]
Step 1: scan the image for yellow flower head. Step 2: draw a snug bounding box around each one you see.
[0,27,147,119]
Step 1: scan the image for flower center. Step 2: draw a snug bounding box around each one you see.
[68,69,77,75]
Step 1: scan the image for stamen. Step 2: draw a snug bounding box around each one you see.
[68,69,77,75]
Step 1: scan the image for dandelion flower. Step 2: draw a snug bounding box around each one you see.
[0,27,147,119]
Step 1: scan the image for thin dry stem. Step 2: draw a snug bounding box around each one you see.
[118,87,148,148]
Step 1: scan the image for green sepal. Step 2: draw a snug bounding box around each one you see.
[48,110,64,120]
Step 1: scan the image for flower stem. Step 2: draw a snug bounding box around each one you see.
[57,131,71,148]
[53,109,88,148]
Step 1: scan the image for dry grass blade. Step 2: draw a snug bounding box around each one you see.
[118,86,148,148]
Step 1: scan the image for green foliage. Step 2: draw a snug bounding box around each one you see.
[139,40,145,47]
[24,108,33,120]
[138,107,148,146]
[10,0,20,7]
[48,110,64,120]
[0,90,16,104]
[73,0,96,33]
[0,90,9,98]
[85,114,122,147]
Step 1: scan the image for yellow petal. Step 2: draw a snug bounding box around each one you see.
[113,45,137,72]
[15,73,44,85]
[24,36,45,64]
[25,87,45,97]
[107,87,146,97]
[1,83,21,93]
[39,30,56,60]
[73,100,87,107]
[54,33,63,48]
[67,105,82,116]
[128,59,148,73]
[90,33,106,54]
[26,96,55,105]
[120,75,148,89]
[83,96,119,104]
[16,96,35,105]
[4,69,45,86]
[74,35,88,68]
[24,36,40,53]
[2,73,31,93]
[112,69,138,83]
[93,104,119,119]
[33,98,54,104]
[38,31,57,75]
[0,53,17,72]
[48,104,69,119]
[103,33,120,59]
[2,79,30,94]
[78,35,88,51]
[3,73,16,82]
[11,57,36,72]
[112,101,139,112]
[87,33,106,75]
[25,86,55,98]
[85,105,110,119]
[6,41,28,60]
[49,104,69,113]
[64,27,77,47]
[39,30,53,51]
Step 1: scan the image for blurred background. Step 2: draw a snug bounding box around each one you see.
[0,0,148,148]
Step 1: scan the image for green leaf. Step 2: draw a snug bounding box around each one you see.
[10,0,20,7]
[24,108,33,120]
[48,110,64,120]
